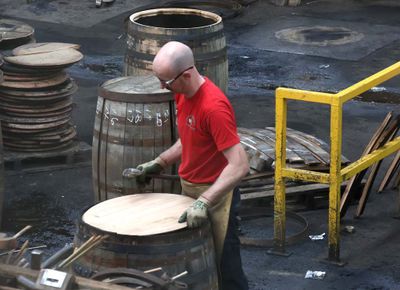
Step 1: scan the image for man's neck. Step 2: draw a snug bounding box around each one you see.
[185,76,205,98]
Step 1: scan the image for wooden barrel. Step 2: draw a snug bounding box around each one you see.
[92,76,179,203]
[124,8,228,93]
[0,121,3,227]
[74,194,219,290]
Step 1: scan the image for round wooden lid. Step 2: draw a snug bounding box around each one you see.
[0,19,34,41]
[0,72,68,89]
[4,48,83,68]
[99,75,173,103]
[102,75,166,94]
[83,193,195,236]
[12,42,80,56]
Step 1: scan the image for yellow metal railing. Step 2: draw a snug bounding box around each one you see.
[274,61,400,263]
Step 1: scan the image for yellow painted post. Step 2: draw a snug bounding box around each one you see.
[272,61,400,263]
[272,90,288,255]
[328,99,343,263]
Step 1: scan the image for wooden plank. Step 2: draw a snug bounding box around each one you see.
[0,122,3,229]
[288,0,301,6]
[239,127,304,164]
[152,103,163,192]
[262,127,319,165]
[269,127,331,165]
[99,99,111,201]
[355,161,383,218]
[269,0,288,6]
[378,150,400,192]
[286,127,350,164]
[241,182,348,200]
[356,127,399,217]
[257,128,306,163]
[394,170,400,188]
[238,130,275,171]
[105,100,126,198]
[340,112,393,216]
[240,183,275,194]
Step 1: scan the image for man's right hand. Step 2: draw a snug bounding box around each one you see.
[122,156,167,184]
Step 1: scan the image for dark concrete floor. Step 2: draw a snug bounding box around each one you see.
[1,0,400,289]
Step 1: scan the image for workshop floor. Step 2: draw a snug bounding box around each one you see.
[1,0,400,289]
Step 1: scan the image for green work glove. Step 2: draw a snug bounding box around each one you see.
[178,196,210,228]
[136,157,166,184]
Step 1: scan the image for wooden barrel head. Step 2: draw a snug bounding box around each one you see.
[4,48,83,68]
[0,19,34,41]
[0,72,68,89]
[83,193,194,236]
[99,75,172,103]
[12,42,80,56]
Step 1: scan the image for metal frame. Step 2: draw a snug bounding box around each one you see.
[273,61,400,262]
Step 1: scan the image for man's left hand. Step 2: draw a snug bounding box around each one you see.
[178,196,210,228]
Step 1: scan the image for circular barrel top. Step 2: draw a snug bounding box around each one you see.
[129,8,222,29]
[83,193,195,236]
[99,75,173,103]
[4,48,83,68]
[12,42,80,56]
[0,19,34,41]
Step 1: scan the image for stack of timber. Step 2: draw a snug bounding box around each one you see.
[0,19,35,50]
[340,112,400,218]
[0,43,83,152]
[238,127,350,207]
[239,127,349,174]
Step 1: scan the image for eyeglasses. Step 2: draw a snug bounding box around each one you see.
[159,66,194,88]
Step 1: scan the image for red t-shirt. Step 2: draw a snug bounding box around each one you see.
[175,78,240,183]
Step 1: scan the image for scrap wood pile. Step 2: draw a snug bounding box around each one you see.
[238,127,351,207]
[340,112,400,218]
[0,225,36,268]
[0,230,187,289]
[0,42,83,152]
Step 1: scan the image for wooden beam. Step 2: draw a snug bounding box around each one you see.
[241,182,349,200]
[378,150,400,192]
[340,112,394,216]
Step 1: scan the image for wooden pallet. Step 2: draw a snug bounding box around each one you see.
[239,178,366,212]
[3,140,91,173]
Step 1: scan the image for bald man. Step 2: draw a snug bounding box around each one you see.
[124,41,249,290]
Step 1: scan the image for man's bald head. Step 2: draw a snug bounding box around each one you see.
[153,41,195,76]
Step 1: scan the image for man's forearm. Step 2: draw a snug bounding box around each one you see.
[201,143,249,205]
[201,163,247,205]
[159,139,182,167]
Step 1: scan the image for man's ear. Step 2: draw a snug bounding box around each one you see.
[182,71,192,80]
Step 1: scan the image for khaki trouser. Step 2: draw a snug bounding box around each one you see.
[180,178,233,266]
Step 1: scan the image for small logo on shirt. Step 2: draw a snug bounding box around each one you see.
[186,115,196,130]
